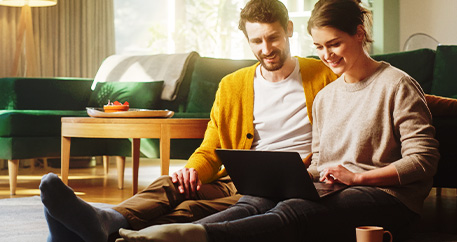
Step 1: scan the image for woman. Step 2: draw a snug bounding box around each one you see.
[116,0,439,241]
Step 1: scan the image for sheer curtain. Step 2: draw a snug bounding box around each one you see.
[0,0,115,78]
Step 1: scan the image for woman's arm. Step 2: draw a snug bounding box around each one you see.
[320,164,400,186]
[322,76,439,187]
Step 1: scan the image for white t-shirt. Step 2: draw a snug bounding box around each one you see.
[251,58,312,158]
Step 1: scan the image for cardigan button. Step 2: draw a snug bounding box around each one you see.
[246,133,253,139]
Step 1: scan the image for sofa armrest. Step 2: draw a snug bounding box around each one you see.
[426,94,457,117]
[0,77,94,111]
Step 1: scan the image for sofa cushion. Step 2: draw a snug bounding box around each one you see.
[431,45,457,97]
[186,57,257,113]
[0,110,88,137]
[186,79,220,113]
[88,81,164,109]
[372,48,435,93]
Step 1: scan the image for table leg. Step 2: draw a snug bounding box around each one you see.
[116,156,125,190]
[61,136,71,185]
[103,155,110,176]
[160,124,171,176]
[131,138,141,195]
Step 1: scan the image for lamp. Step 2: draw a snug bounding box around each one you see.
[0,0,57,76]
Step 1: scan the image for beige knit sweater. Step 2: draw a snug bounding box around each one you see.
[309,62,440,214]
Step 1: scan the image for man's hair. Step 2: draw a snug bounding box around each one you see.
[238,0,289,38]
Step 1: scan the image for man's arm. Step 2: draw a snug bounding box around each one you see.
[171,85,225,198]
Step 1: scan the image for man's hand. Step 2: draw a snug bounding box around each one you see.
[171,168,202,199]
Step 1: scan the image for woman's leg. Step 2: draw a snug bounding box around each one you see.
[204,186,418,242]
[195,195,278,223]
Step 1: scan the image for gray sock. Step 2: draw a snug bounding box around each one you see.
[40,173,129,242]
[119,223,208,242]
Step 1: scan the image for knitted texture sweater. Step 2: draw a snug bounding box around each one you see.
[309,62,440,214]
[185,57,337,184]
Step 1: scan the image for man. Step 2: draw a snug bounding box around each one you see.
[39,0,337,241]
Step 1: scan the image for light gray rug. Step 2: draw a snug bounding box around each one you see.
[1,196,456,242]
[0,196,113,242]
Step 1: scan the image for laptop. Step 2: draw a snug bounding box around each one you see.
[215,149,347,201]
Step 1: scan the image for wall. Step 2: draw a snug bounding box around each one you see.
[371,0,399,54]
[399,0,457,49]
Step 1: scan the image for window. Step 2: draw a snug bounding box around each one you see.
[116,0,373,59]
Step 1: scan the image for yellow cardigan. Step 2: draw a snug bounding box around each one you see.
[185,57,337,183]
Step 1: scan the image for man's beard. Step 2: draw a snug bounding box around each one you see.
[257,47,290,72]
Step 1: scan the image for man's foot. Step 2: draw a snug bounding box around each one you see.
[118,223,207,242]
[44,207,85,242]
[40,173,129,242]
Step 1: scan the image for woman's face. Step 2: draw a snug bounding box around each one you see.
[311,26,364,77]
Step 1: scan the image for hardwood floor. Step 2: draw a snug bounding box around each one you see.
[414,188,457,235]
[0,157,456,236]
[0,157,187,204]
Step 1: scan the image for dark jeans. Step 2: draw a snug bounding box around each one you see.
[196,186,419,242]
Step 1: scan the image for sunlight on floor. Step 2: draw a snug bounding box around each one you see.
[0,157,188,202]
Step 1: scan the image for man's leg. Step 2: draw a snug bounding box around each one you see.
[40,172,236,241]
[40,173,129,242]
[148,194,243,226]
[43,207,84,242]
[113,175,238,230]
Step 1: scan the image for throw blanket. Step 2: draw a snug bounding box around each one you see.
[92,51,199,101]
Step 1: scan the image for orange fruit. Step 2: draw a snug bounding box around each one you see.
[104,101,129,113]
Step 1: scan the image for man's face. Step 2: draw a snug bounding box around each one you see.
[245,21,292,72]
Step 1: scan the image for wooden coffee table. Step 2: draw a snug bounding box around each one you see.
[61,117,209,194]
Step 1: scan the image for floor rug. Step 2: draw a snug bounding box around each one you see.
[0,196,113,242]
[1,196,456,242]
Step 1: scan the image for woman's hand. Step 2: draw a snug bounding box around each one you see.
[171,168,202,199]
[320,164,400,186]
[319,165,359,185]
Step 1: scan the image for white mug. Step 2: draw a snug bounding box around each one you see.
[356,226,393,242]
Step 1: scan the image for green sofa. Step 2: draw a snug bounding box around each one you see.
[1,46,456,195]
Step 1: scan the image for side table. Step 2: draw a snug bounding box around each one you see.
[61,117,209,194]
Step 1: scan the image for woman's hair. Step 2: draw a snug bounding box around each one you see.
[238,0,289,38]
[307,0,373,49]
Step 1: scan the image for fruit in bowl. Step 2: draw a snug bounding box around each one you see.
[104,100,129,113]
